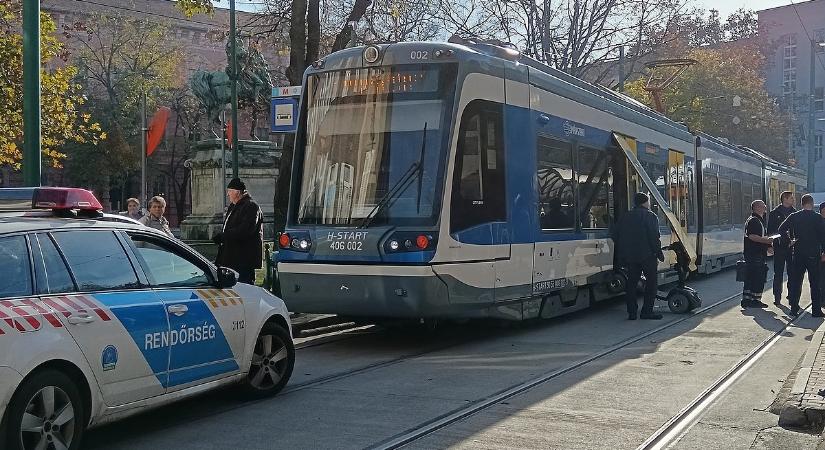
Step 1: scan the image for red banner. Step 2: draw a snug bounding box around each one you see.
[146,107,171,156]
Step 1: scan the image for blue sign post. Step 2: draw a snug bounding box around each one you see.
[271,86,301,134]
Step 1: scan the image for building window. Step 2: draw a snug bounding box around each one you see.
[783,34,797,94]
[816,134,824,162]
[816,87,824,112]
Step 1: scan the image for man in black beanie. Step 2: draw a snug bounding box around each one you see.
[212,178,264,284]
[613,192,665,320]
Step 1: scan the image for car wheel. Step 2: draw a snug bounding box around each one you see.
[241,323,295,397]
[5,369,86,450]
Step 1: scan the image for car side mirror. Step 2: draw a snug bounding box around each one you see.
[217,267,237,288]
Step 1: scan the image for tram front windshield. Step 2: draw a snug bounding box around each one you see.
[296,64,456,227]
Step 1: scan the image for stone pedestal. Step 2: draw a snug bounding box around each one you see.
[180,139,281,243]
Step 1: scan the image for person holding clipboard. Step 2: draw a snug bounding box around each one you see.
[742,200,774,308]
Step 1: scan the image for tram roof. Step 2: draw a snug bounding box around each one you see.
[312,40,798,175]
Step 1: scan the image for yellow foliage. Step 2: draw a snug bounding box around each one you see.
[0,2,104,170]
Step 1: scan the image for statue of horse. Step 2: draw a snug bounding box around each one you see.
[190,70,231,136]
[190,34,273,137]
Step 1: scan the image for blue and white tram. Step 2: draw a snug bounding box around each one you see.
[276,38,803,320]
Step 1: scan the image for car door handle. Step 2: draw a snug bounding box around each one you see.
[167,304,189,316]
[67,314,95,325]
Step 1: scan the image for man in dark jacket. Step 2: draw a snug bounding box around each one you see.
[778,194,825,316]
[614,192,665,320]
[212,178,264,284]
[742,200,773,308]
[767,191,796,305]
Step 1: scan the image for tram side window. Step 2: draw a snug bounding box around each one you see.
[731,180,743,225]
[742,183,753,223]
[577,146,612,229]
[450,101,506,233]
[718,176,731,226]
[537,136,575,230]
[703,173,719,228]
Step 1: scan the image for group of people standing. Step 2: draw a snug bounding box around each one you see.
[122,178,264,285]
[123,195,174,238]
[742,191,825,317]
[614,189,825,320]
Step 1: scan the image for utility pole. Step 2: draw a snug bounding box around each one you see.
[141,92,148,207]
[809,39,817,191]
[22,0,41,186]
[618,46,625,93]
[229,0,240,180]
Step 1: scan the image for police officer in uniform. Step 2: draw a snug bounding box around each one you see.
[767,191,796,305]
[614,192,665,320]
[742,200,773,308]
[777,194,825,316]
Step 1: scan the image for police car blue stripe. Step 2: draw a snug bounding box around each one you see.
[96,290,239,389]
[167,359,240,387]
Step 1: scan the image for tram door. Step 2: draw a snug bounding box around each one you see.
[667,150,688,232]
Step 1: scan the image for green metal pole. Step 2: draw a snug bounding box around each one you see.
[809,40,816,191]
[22,0,41,186]
[230,0,240,180]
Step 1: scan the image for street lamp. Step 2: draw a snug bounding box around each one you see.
[22,0,40,186]
[229,0,240,179]
[807,40,825,191]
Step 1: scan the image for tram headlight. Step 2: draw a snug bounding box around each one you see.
[389,240,400,251]
[363,45,381,64]
[299,239,310,250]
[416,235,430,250]
[404,239,413,249]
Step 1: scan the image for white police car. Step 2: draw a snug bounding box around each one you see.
[0,187,295,450]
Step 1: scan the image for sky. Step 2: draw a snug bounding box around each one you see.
[214,0,803,19]
[693,0,797,17]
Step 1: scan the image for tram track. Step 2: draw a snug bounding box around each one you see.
[87,285,750,449]
[636,303,813,450]
[369,291,746,450]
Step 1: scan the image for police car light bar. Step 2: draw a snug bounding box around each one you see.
[32,187,103,211]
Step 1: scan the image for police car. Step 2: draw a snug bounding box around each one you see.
[0,187,295,450]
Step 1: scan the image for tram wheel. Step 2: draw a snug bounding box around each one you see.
[667,291,692,314]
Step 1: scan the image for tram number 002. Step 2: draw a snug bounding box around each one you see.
[410,51,429,60]
[330,241,363,251]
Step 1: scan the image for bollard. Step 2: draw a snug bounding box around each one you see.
[263,243,272,291]
[271,250,281,297]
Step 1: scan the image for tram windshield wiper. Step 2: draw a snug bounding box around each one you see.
[358,123,428,229]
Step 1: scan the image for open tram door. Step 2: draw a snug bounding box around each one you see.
[611,132,701,313]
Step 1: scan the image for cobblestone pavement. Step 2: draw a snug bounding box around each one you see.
[780,324,825,432]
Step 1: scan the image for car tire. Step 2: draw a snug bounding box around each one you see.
[4,369,86,450]
[241,323,295,397]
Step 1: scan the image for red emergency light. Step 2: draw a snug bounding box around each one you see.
[32,187,103,211]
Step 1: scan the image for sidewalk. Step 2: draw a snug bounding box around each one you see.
[780,322,825,433]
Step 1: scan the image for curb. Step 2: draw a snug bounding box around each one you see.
[779,324,825,432]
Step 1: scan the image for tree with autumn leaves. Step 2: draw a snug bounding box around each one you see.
[624,11,790,163]
[0,0,103,170]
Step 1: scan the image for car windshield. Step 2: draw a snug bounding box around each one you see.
[296,64,457,226]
